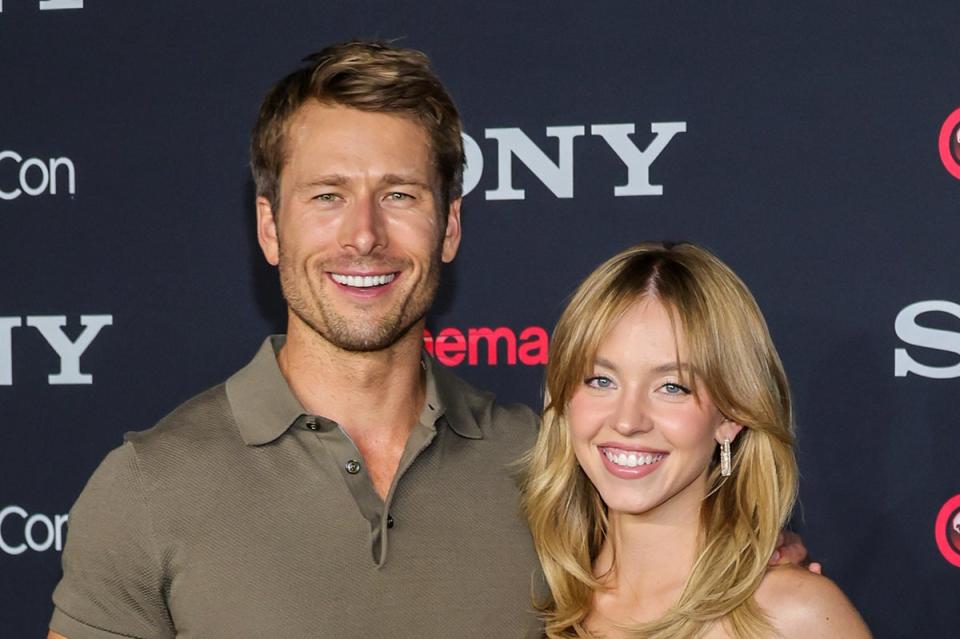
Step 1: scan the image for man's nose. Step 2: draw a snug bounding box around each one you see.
[338,195,387,255]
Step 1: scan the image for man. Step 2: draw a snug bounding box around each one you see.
[49,41,806,639]
[49,40,543,639]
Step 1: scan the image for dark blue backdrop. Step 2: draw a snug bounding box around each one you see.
[2,2,958,636]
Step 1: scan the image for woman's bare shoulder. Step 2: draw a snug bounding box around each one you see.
[753,566,872,638]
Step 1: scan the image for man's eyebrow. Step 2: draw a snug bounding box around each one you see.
[294,174,432,191]
[297,174,349,189]
[381,173,432,189]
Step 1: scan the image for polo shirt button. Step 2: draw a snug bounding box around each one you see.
[306,419,319,431]
[345,459,362,474]
[387,515,395,529]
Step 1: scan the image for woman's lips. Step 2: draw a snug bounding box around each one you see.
[598,445,667,479]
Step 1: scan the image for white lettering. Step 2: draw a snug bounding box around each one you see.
[48,157,76,195]
[461,133,483,197]
[39,0,84,9]
[460,122,686,201]
[55,513,68,550]
[1,0,84,11]
[0,151,76,200]
[19,157,49,196]
[0,317,21,385]
[591,122,687,196]
[484,126,585,200]
[26,314,113,384]
[25,513,54,551]
[0,506,28,555]
[0,506,69,554]
[0,150,23,200]
[894,301,960,378]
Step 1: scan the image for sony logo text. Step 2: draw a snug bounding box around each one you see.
[0,315,112,385]
[894,300,960,378]
[0,151,76,200]
[0,0,81,12]
[461,122,686,199]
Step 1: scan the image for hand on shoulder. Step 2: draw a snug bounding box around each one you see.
[755,565,872,639]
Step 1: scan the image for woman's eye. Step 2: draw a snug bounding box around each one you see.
[585,376,614,389]
[660,382,691,395]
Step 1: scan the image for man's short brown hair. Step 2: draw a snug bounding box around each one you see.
[250,40,465,212]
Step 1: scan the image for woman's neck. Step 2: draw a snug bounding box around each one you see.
[590,487,706,627]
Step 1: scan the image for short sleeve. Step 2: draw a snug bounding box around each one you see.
[50,443,175,639]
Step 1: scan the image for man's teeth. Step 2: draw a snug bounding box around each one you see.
[331,273,396,288]
[603,449,665,468]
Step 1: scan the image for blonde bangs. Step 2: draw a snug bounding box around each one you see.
[546,255,659,416]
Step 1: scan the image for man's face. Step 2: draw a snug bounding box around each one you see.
[256,102,461,352]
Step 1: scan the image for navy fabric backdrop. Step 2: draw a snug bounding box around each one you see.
[2,2,958,636]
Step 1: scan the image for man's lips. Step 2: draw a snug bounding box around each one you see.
[325,270,400,299]
[328,272,397,288]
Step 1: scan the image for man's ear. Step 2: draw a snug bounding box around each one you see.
[256,196,280,266]
[715,417,744,445]
[441,197,462,263]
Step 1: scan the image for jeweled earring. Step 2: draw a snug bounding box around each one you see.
[720,438,732,477]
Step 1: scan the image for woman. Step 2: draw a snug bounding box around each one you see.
[521,242,870,638]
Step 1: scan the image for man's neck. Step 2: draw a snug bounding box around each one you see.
[277,316,426,435]
[277,315,427,499]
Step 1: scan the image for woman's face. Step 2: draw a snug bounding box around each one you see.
[568,298,741,519]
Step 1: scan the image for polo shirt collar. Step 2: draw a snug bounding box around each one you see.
[227,335,484,445]
[226,335,305,446]
[423,354,484,440]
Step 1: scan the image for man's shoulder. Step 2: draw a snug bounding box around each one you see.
[121,381,242,479]
[127,382,234,446]
[430,361,539,442]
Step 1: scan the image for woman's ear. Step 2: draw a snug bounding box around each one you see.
[715,417,744,445]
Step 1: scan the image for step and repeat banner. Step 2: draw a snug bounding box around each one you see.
[2,2,958,636]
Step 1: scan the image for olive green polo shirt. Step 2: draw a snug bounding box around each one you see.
[51,336,544,638]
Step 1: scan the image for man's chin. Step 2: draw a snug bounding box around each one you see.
[287,295,430,353]
[329,335,400,353]
[321,319,422,353]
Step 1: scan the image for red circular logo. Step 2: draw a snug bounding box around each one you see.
[935,494,960,567]
[937,108,960,179]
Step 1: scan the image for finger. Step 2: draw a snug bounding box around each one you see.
[779,530,798,547]
[771,539,809,566]
[807,561,823,575]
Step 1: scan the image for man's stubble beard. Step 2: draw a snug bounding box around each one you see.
[278,244,443,353]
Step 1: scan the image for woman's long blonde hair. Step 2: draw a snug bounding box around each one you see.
[520,242,798,638]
